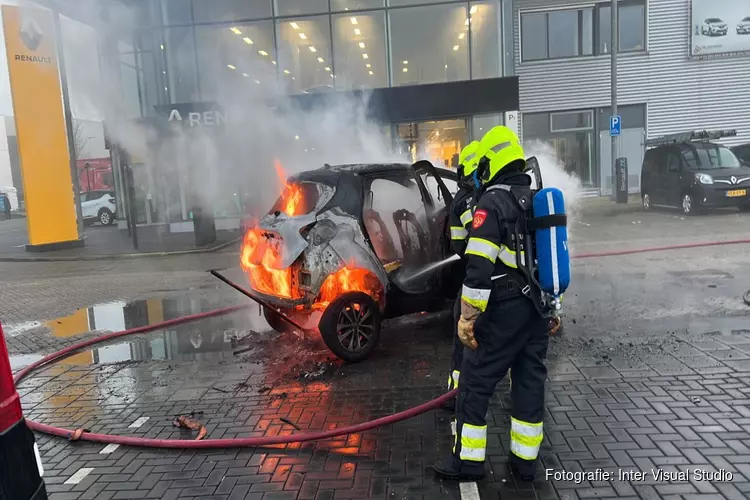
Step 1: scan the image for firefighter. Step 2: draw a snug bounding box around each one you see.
[443,140,480,411]
[433,125,549,482]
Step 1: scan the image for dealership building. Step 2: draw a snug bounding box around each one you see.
[6,0,750,231]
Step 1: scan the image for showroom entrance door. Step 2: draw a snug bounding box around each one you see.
[394,118,469,169]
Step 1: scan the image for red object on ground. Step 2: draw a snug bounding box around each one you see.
[12,238,750,449]
[0,323,23,432]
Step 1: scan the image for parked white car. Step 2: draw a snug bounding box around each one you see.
[81,190,116,226]
[702,18,728,36]
[738,17,750,35]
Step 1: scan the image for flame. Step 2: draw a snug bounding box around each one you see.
[314,266,383,309]
[240,227,299,299]
[274,160,305,216]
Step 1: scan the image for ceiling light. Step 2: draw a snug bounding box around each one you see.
[350,17,358,25]
[325,66,331,71]
[317,57,324,63]
[243,37,253,44]
[366,63,371,68]
[227,64,236,70]
[362,53,369,59]
[295,135,299,140]
[255,80,260,84]
[458,32,465,40]
[470,5,478,14]
[284,69,290,74]
[292,77,295,80]
[359,42,366,49]
[465,18,469,26]
[369,70,374,75]
[453,45,460,51]
[445,64,448,68]
[290,22,299,30]
[230,27,242,35]
[299,33,307,40]
[258,50,268,56]
[272,60,277,64]
[402,67,408,72]
[309,46,317,52]
[242,72,249,77]
[160,44,164,50]
[403,60,408,64]
[354,28,361,35]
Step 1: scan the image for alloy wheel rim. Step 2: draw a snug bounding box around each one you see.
[336,301,375,353]
[643,194,650,209]
[683,195,692,213]
[101,212,110,224]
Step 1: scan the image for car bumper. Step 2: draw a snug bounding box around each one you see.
[738,26,750,34]
[695,186,750,207]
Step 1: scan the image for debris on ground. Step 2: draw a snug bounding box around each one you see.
[173,412,207,440]
[279,417,301,430]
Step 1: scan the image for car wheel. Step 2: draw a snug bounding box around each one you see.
[263,307,296,334]
[98,208,114,225]
[682,193,697,215]
[319,292,381,363]
[642,193,652,211]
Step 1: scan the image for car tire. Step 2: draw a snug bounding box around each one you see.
[319,291,381,363]
[263,307,296,334]
[98,208,114,225]
[642,192,652,211]
[682,193,698,216]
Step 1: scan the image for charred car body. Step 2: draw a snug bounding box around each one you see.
[241,161,462,362]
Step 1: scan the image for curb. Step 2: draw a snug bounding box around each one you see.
[0,237,241,262]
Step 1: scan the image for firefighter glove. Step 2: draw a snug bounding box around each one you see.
[457,300,482,350]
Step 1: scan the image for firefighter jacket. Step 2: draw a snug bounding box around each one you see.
[461,170,533,312]
[449,185,475,257]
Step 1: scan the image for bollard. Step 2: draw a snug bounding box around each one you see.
[0,322,47,500]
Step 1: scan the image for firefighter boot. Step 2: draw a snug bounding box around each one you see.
[433,455,485,481]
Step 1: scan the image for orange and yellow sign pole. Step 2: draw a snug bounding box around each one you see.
[2,5,82,251]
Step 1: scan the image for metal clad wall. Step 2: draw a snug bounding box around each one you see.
[513,0,750,146]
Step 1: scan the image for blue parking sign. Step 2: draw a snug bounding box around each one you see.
[610,115,622,136]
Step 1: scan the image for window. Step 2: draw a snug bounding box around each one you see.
[389,0,456,5]
[472,113,502,140]
[520,12,546,61]
[470,1,501,79]
[550,110,593,132]
[192,0,272,23]
[276,16,333,95]
[331,0,384,11]
[195,22,276,100]
[521,8,593,61]
[598,1,646,54]
[681,145,742,170]
[164,27,199,103]
[332,11,387,90]
[420,172,449,211]
[274,0,328,17]
[522,1,644,61]
[390,4,469,86]
[666,153,680,173]
[162,0,193,25]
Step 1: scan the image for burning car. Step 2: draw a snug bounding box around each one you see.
[240,160,462,362]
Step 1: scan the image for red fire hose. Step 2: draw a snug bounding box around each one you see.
[12,303,457,449]
[11,238,750,449]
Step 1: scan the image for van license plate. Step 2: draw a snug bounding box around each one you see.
[726,189,746,197]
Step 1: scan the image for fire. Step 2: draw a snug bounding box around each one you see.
[314,266,383,309]
[274,160,305,216]
[240,227,299,299]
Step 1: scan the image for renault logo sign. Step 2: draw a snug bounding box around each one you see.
[731,176,737,184]
[19,17,42,51]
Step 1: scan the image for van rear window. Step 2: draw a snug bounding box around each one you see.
[681,145,741,170]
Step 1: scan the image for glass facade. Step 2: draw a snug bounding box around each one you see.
[117,0,506,112]
[106,0,510,227]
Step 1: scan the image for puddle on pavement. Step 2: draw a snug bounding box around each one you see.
[4,291,251,339]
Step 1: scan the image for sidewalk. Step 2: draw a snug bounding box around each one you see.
[0,218,241,261]
[14,316,750,500]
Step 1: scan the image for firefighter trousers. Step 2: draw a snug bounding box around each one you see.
[448,294,462,390]
[452,295,549,478]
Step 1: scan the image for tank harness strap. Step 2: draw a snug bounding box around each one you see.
[527,214,567,230]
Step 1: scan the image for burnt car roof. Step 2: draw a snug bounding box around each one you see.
[293,163,412,185]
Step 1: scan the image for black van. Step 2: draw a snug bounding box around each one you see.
[641,132,750,215]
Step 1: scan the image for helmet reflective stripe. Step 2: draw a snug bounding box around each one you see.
[459,141,481,176]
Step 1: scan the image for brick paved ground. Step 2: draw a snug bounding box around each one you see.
[13,318,750,500]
